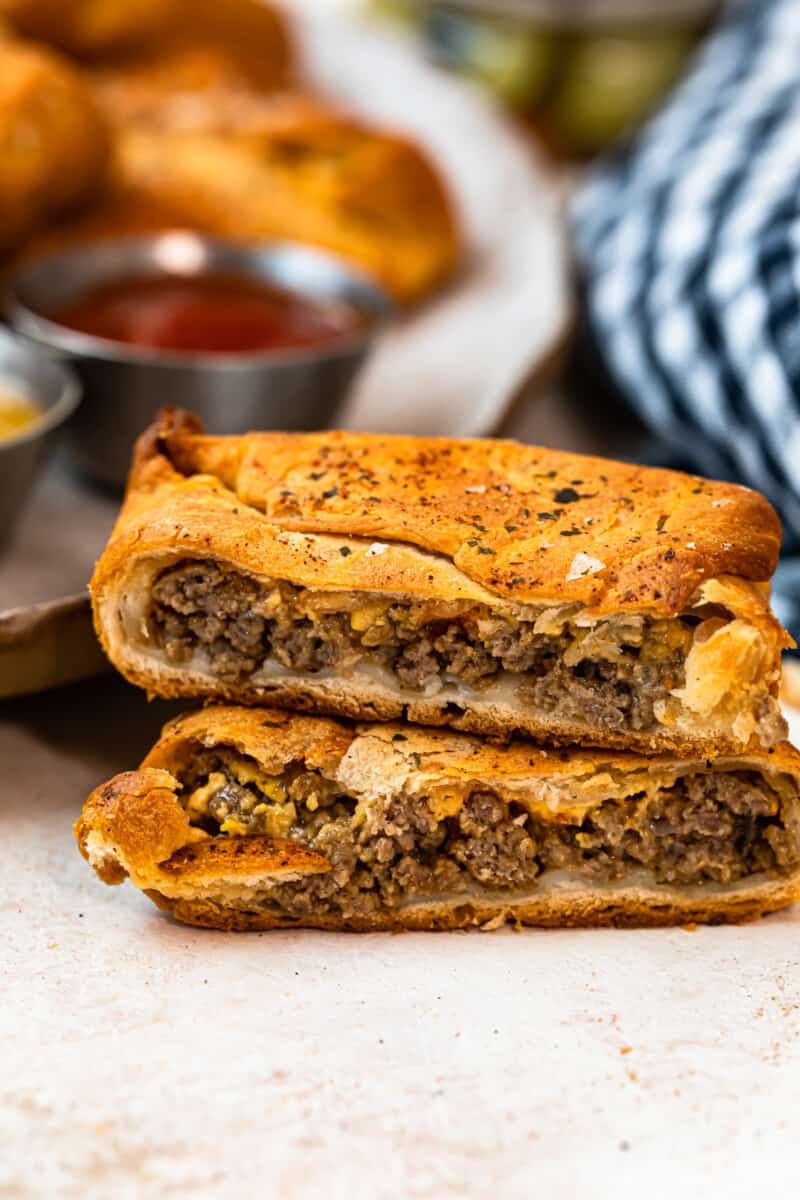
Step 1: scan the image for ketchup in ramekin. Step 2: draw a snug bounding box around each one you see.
[51,271,367,356]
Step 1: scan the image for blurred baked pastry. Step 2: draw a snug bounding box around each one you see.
[90,45,285,129]
[90,411,790,756]
[0,0,181,56]
[4,2,454,301]
[145,0,292,92]
[93,85,459,303]
[75,705,800,930]
[0,0,291,82]
[0,39,107,252]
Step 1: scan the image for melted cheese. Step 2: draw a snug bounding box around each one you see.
[220,815,249,836]
[219,751,288,802]
[186,758,297,838]
[186,771,227,818]
[0,391,40,441]
[350,603,389,632]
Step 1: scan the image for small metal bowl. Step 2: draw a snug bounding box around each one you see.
[6,233,393,489]
[0,332,81,546]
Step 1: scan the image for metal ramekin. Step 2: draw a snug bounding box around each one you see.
[0,331,81,545]
[7,233,393,488]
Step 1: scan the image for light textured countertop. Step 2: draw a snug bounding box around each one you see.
[3,677,800,1198]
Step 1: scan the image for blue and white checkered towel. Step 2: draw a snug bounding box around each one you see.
[572,0,800,642]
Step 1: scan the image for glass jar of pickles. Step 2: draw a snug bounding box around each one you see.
[369,0,720,158]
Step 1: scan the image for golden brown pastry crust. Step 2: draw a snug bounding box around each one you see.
[121,412,784,614]
[101,93,459,304]
[90,47,287,129]
[0,0,182,56]
[129,0,292,91]
[0,0,291,77]
[75,705,800,930]
[0,39,108,251]
[89,413,789,755]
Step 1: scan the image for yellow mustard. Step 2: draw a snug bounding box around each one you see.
[0,391,41,442]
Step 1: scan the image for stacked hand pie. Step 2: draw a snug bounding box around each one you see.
[76,411,800,929]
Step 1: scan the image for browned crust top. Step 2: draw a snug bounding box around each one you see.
[144,703,800,787]
[102,411,784,618]
[142,705,355,780]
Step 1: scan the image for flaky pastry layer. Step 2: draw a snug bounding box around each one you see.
[75,705,800,931]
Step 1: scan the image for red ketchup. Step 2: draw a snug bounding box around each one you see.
[51,272,366,355]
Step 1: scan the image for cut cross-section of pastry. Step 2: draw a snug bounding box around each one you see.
[90,411,792,755]
[75,706,800,930]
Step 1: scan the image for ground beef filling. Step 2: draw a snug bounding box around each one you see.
[151,561,693,732]
[178,754,799,919]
